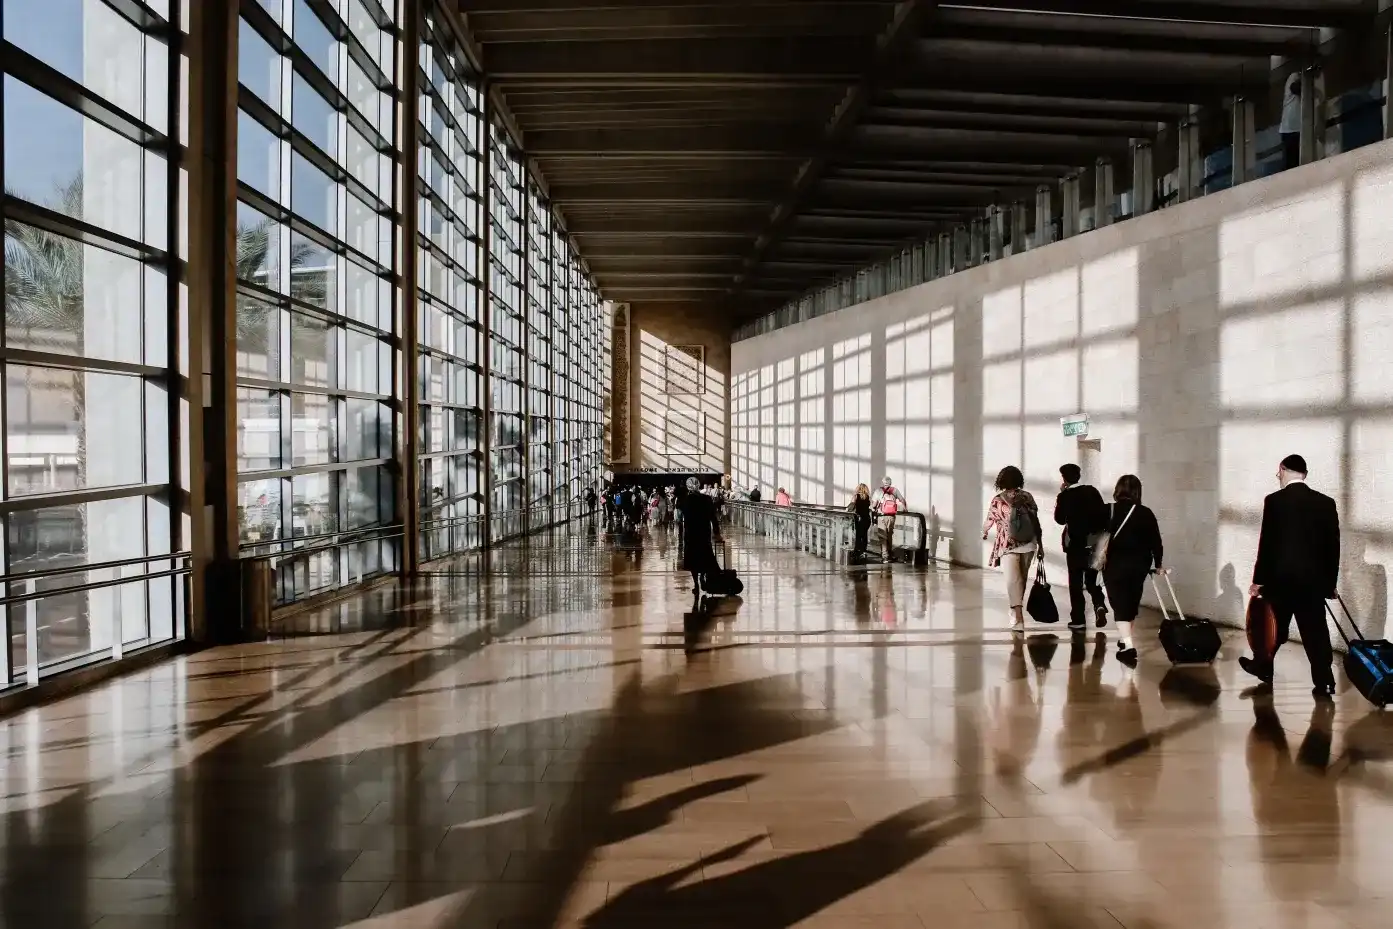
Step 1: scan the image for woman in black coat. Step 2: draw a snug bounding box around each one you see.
[1101,474,1166,666]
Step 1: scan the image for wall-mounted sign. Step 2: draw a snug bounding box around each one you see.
[1061,413,1089,438]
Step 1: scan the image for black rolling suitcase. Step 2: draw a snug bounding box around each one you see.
[1154,573,1221,664]
[703,545,744,597]
[1328,595,1393,707]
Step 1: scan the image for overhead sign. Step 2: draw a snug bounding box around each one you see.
[1061,414,1089,438]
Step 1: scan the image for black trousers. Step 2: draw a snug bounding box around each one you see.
[1265,590,1335,689]
[853,516,870,554]
[1103,558,1150,624]
[1065,548,1106,624]
[1281,132,1300,171]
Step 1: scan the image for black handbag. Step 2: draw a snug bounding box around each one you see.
[1026,553,1060,624]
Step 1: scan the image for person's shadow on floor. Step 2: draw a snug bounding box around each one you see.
[582,801,977,929]
[602,775,762,846]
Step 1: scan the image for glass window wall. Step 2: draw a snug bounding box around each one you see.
[234,0,400,604]
[417,0,484,561]
[1,0,181,682]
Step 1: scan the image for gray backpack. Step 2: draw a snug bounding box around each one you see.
[1007,493,1037,545]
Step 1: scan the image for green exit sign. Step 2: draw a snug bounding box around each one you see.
[1061,415,1089,438]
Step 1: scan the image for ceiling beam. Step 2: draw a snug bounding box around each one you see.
[734,0,938,293]
[933,0,1365,31]
[889,71,1234,106]
[468,3,890,42]
[527,124,816,155]
[860,108,1156,138]
[485,37,867,83]
[921,27,1309,60]
[549,180,780,203]
[461,0,891,9]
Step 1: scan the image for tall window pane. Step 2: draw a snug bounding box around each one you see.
[235,0,400,605]
[1,0,181,682]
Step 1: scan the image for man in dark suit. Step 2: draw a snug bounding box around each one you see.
[1054,463,1109,632]
[1242,454,1341,697]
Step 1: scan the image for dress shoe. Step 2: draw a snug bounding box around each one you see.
[1312,683,1335,700]
[1239,656,1273,684]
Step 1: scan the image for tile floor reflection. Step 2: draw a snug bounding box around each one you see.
[2,518,1391,928]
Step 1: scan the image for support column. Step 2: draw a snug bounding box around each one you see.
[987,206,1004,260]
[1231,95,1256,187]
[398,3,422,574]
[1131,138,1154,217]
[1034,184,1052,247]
[1093,158,1114,228]
[1384,26,1393,141]
[1010,201,1028,254]
[937,231,952,277]
[1299,66,1318,165]
[1177,111,1200,204]
[185,0,239,642]
[480,86,495,547]
[1060,174,1080,239]
[953,226,969,271]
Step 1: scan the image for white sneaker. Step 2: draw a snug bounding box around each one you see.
[1011,619,1025,633]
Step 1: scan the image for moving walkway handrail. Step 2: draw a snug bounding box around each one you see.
[239,524,405,562]
[0,551,192,584]
[726,500,857,563]
[768,500,930,559]
[0,566,192,607]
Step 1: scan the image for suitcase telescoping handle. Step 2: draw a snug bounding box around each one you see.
[1324,593,1364,646]
[1148,571,1186,622]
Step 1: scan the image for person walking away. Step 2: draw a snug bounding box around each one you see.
[1280,75,1301,171]
[584,487,597,515]
[873,477,907,564]
[982,466,1041,633]
[1099,475,1166,666]
[748,486,762,504]
[847,483,873,560]
[1054,463,1110,632]
[1241,454,1340,698]
[775,487,792,506]
[678,476,720,599]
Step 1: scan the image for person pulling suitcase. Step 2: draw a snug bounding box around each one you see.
[1239,455,1340,698]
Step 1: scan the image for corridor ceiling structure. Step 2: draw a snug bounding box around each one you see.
[458,0,1374,319]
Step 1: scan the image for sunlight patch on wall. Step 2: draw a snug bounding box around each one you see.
[1219,301,1342,408]
[1219,182,1342,308]
[1081,249,1139,337]
[1023,268,1080,350]
[1219,419,1343,513]
[1352,291,1393,402]
[1350,418,1393,531]
[1023,349,1078,416]
[1353,162,1393,281]
[1081,338,1139,413]
[982,286,1023,359]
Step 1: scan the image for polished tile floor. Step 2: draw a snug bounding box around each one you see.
[3,519,1392,928]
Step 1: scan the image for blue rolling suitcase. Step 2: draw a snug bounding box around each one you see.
[1329,595,1393,708]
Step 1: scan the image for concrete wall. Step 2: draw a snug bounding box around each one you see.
[617,302,731,475]
[733,139,1393,635]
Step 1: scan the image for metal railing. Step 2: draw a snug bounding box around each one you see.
[790,501,932,565]
[729,501,932,565]
[727,501,856,563]
[1,552,193,687]
[240,523,404,607]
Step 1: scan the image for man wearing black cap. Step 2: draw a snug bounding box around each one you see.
[1242,454,1341,697]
